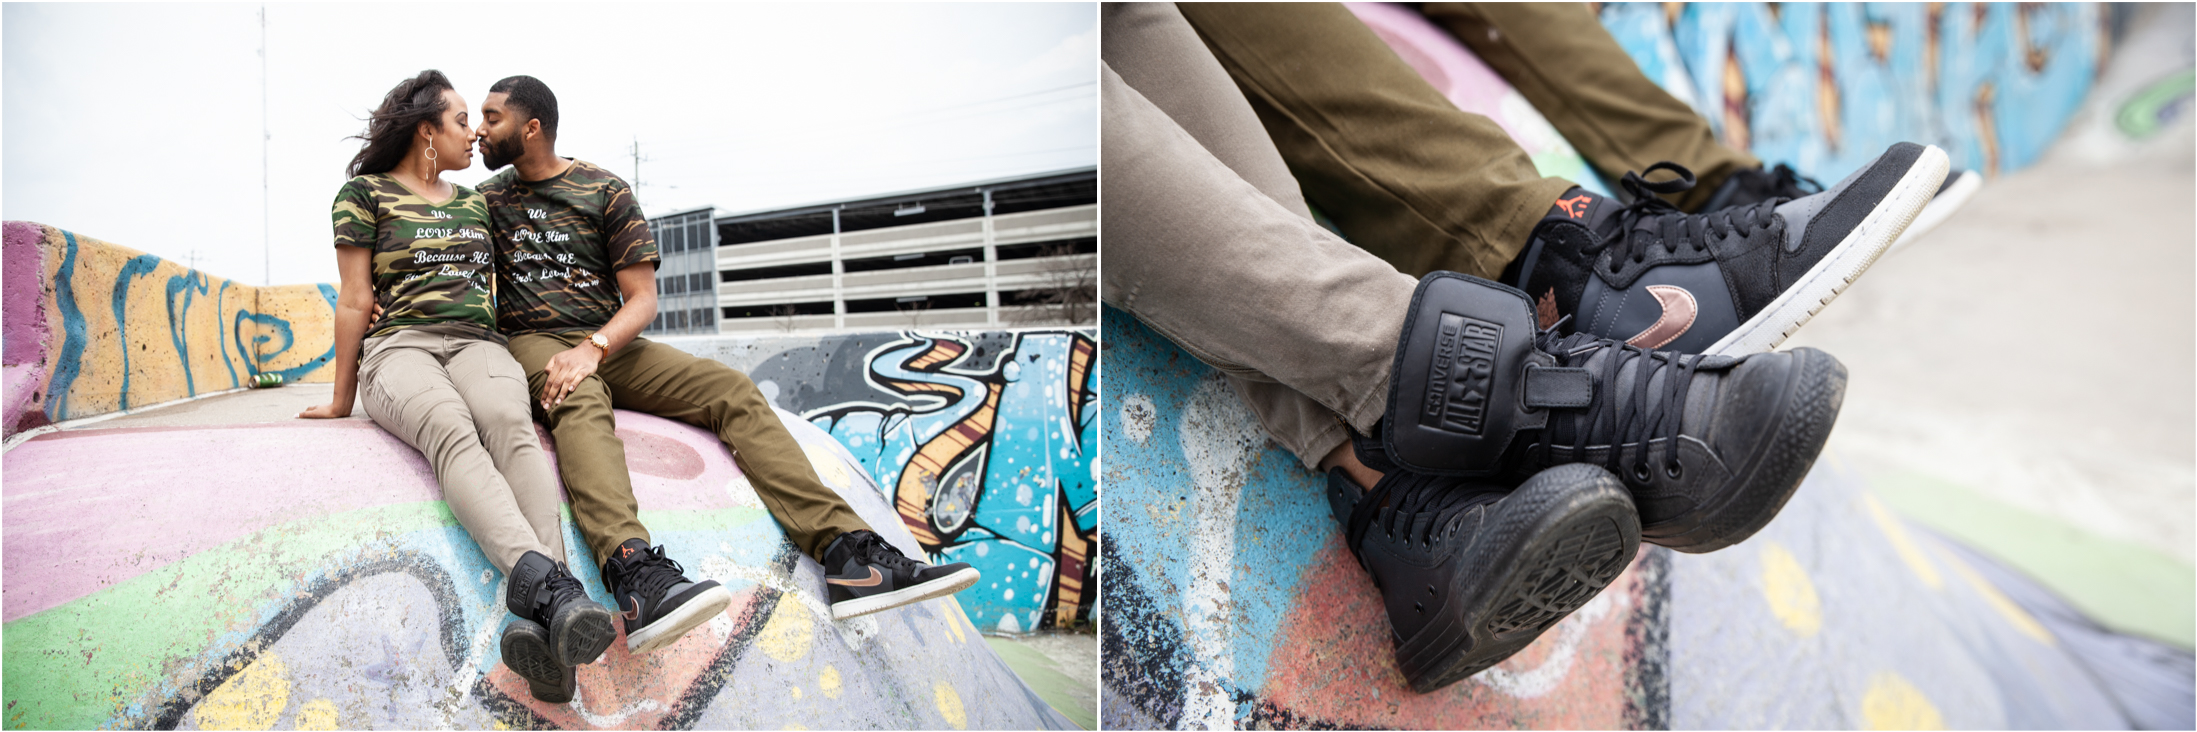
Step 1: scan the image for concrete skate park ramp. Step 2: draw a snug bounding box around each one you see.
[4,404,1073,730]
[1099,312,2192,729]
[1,221,1090,729]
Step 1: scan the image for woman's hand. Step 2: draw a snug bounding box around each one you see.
[539,344,604,410]
[298,402,351,419]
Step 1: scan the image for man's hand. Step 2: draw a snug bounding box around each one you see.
[539,344,604,410]
[298,402,351,419]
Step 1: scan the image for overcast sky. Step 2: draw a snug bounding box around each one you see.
[4,3,1097,286]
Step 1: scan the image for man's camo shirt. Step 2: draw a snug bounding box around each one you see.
[478,159,658,335]
[329,174,500,341]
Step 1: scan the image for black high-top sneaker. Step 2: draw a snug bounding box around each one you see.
[506,550,617,666]
[1382,272,1847,553]
[822,530,981,620]
[499,617,575,704]
[1703,163,1981,258]
[1326,460,1639,692]
[1506,142,1948,356]
[602,539,735,654]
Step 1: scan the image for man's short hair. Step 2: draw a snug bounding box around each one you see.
[489,75,559,141]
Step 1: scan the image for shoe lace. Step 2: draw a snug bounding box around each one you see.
[544,561,595,608]
[1533,321,1703,488]
[1344,470,1506,554]
[1764,164,1824,199]
[855,532,926,574]
[610,546,689,600]
[1532,162,1786,276]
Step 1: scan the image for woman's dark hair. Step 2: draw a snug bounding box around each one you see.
[346,70,456,177]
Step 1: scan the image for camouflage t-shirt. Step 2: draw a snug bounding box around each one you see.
[329,175,501,342]
[478,159,658,335]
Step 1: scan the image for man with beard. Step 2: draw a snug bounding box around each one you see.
[472,75,979,701]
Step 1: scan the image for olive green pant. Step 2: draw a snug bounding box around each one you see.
[509,332,871,565]
[1178,2,1757,279]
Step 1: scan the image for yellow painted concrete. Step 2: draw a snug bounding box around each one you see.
[1861,671,1945,730]
[759,594,815,662]
[1759,541,1823,636]
[193,651,289,731]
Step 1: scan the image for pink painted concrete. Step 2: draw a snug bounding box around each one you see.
[1344,3,1534,142]
[4,363,45,435]
[3,409,741,622]
[1255,534,1645,728]
[3,221,50,367]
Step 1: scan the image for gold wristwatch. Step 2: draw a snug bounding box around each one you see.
[586,332,610,353]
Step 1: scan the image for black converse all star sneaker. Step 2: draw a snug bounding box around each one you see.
[1381,272,1847,553]
[1326,461,1639,692]
[506,551,618,667]
[500,617,575,704]
[1702,162,1981,258]
[1506,142,1948,356]
[602,539,735,654]
[822,530,981,620]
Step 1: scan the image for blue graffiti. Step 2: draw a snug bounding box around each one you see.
[111,254,163,410]
[45,231,89,422]
[215,281,239,389]
[1604,2,2101,182]
[164,271,215,396]
[231,285,339,384]
[810,331,1098,633]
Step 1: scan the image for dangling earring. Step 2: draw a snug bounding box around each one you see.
[424,133,438,164]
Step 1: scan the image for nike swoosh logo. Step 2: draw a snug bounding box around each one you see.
[1625,285,1698,350]
[826,567,886,588]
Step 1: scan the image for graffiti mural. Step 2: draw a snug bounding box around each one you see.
[1596,2,2112,181]
[723,330,1100,635]
[2,221,336,438]
[1099,306,2187,729]
[2,408,1073,730]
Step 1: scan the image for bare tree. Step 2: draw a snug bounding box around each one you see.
[768,304,800,333]
[1011,243,1096,326]
[896,297,932,328]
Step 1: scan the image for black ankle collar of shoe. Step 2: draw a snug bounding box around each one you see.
[1382,273,1556,477]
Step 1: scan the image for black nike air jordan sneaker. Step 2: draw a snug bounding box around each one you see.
[505,550,617,667]
[1703,161,1981,258]
[500,617,576,704]
[1504,142,1948,356]
[1327,460,1639,692]
[1381,272,1847,553]
[822,530,980,620]
[602,539,735,654]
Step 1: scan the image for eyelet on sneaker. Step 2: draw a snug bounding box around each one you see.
[1665,459,1684,479]
[1631,463,1653,483]
[1414,602,1424,614]
[1426,585,1437,597]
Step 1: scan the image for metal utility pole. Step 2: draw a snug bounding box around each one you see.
[630,136,642,189]
[260,4,270,286]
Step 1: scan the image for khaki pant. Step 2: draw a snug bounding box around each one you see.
[359,329,566,575]
[509,333,871,565]
[1177,2,1758,278]
[1104,2,1409,469]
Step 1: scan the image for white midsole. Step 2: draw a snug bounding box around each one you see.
[1884,169,1982,257]
[1706,145,1950,356]
[626,584,735,654]
[830,567,982,621]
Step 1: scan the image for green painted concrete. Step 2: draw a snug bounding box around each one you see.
[2,501,460,730]
[0,500,777,730]
[985,636,1095,730]
[1871,471,2195,649]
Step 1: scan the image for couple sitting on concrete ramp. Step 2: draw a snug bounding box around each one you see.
[297,70,980,704]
